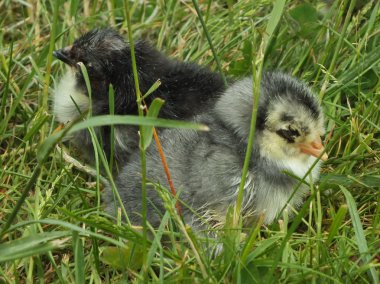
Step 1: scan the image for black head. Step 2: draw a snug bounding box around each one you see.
[54,28,127,67]
[53,29,128,101]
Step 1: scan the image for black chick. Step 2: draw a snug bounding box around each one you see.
[53,28,225,166]
[105,72,328,228]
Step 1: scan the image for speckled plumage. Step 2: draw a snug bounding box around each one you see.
[53,29,225,166]
[105,73,326,227]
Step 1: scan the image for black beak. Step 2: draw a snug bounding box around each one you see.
[53,46,74,66]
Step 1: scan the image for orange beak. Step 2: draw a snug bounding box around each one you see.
[299,136,328,161]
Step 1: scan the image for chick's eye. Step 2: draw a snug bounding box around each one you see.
[287,126,300,137]
[276,126,300,143]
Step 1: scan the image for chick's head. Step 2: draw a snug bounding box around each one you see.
[261,98,326,162]
[53,29,127,99]
[214,73,327,166]
[258,73,327,162]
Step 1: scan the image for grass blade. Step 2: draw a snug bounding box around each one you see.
[191,0,227,86]
[142,98,165,150]
[326,204,348,245]
[0,231,70,262]
[73,231,85,284]
[340,186,379,284]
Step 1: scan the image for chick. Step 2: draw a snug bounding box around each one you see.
[105,72,327,227]
[53,28,225,165]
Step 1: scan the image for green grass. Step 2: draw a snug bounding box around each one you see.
[1,0,380,283]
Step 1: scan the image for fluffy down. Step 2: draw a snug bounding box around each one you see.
[105,72,327,227]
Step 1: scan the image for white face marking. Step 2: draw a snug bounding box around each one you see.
[279,156,321,181]
[53,70,89,123]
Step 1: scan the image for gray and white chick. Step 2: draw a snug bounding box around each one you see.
[105,72,328,227]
